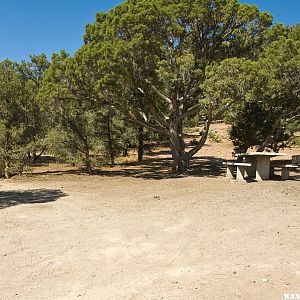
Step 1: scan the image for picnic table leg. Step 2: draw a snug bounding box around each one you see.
[256,156,270,181]
[281,167,289,180]
[226,165,235,179]
[236,166,246,181]
[270,166,275,177]
[245,157,256,178]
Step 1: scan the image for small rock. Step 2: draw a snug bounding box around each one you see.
[233,271,237,274]
[262,278,269,282]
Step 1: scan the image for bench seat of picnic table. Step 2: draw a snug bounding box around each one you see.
[223,162,252,181]
[270,164,298,180]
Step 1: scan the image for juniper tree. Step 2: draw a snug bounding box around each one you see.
[16,54,50,162]
[39,51,101,173]
[0,57,48,178]
[82,0,273,172]
[202,27,300,152]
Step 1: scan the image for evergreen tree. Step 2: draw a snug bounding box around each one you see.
[81,0,273,172]
[202,26,300,152]
[0,57,48,178]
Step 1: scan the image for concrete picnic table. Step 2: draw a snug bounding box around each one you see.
[235,152,286,181]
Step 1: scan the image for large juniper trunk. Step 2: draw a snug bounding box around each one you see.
[168,111,213,173]
[169,143,190,173]
[169,124,190,173]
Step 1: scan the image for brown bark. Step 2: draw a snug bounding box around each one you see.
[106,114,115,166]
[84,153,92,174]
[137,126,144,163]
[4,159,11,179]
[4,130,12,179]
[169,118,190,173]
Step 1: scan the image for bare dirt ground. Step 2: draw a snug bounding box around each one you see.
[1,124,300,300]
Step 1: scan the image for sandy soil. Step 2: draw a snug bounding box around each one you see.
[0,124,300,300]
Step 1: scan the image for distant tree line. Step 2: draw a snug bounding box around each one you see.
[0,0,299,178]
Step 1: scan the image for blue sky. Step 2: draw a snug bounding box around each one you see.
[0,0,299,62]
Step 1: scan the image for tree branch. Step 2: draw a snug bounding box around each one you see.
[175,104,201,127]
[188,106,213,158]
[211,102,233,121]
[137,85,169,128]
[144,79,173,104]
[128,110,169,136]
[148,102,169,128]
[179,82,202,103]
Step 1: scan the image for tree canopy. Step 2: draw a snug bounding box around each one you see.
[0,55,49,178]
[1,0,299,178]
[80,0,274,172]
[203,30,300,152]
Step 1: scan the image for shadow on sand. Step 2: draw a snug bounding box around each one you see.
[20,153,300,182]
[0,189,67,209]
[29,155,226,180]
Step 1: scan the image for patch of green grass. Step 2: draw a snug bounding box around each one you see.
[291,136,300,146]
[208,130,222,143]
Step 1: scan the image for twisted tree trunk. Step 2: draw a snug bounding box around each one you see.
[169,123,189,173]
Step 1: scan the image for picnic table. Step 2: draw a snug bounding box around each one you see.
[235,152,286,181]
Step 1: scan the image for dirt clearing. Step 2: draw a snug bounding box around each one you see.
[1,172,299,300]
[1,124,299,299]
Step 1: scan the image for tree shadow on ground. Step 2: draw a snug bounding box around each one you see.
[25,154,227,180]
[0,189,67,209]
[19,155,300,181]
[51,156,225,180]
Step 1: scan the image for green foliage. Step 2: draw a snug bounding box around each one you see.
[291,136,300,147]
[2,2,298,176]
[0,56,48,178]
[80,0,273,172]
[202,30,300,153]
[39,50,140,170]
[208,130,222,143]
[38,52,103,172]
[95,107,138,165]
[229,102,292,152]
[17,54,50,162]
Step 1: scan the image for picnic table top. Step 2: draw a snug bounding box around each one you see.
[235,152,286,157]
